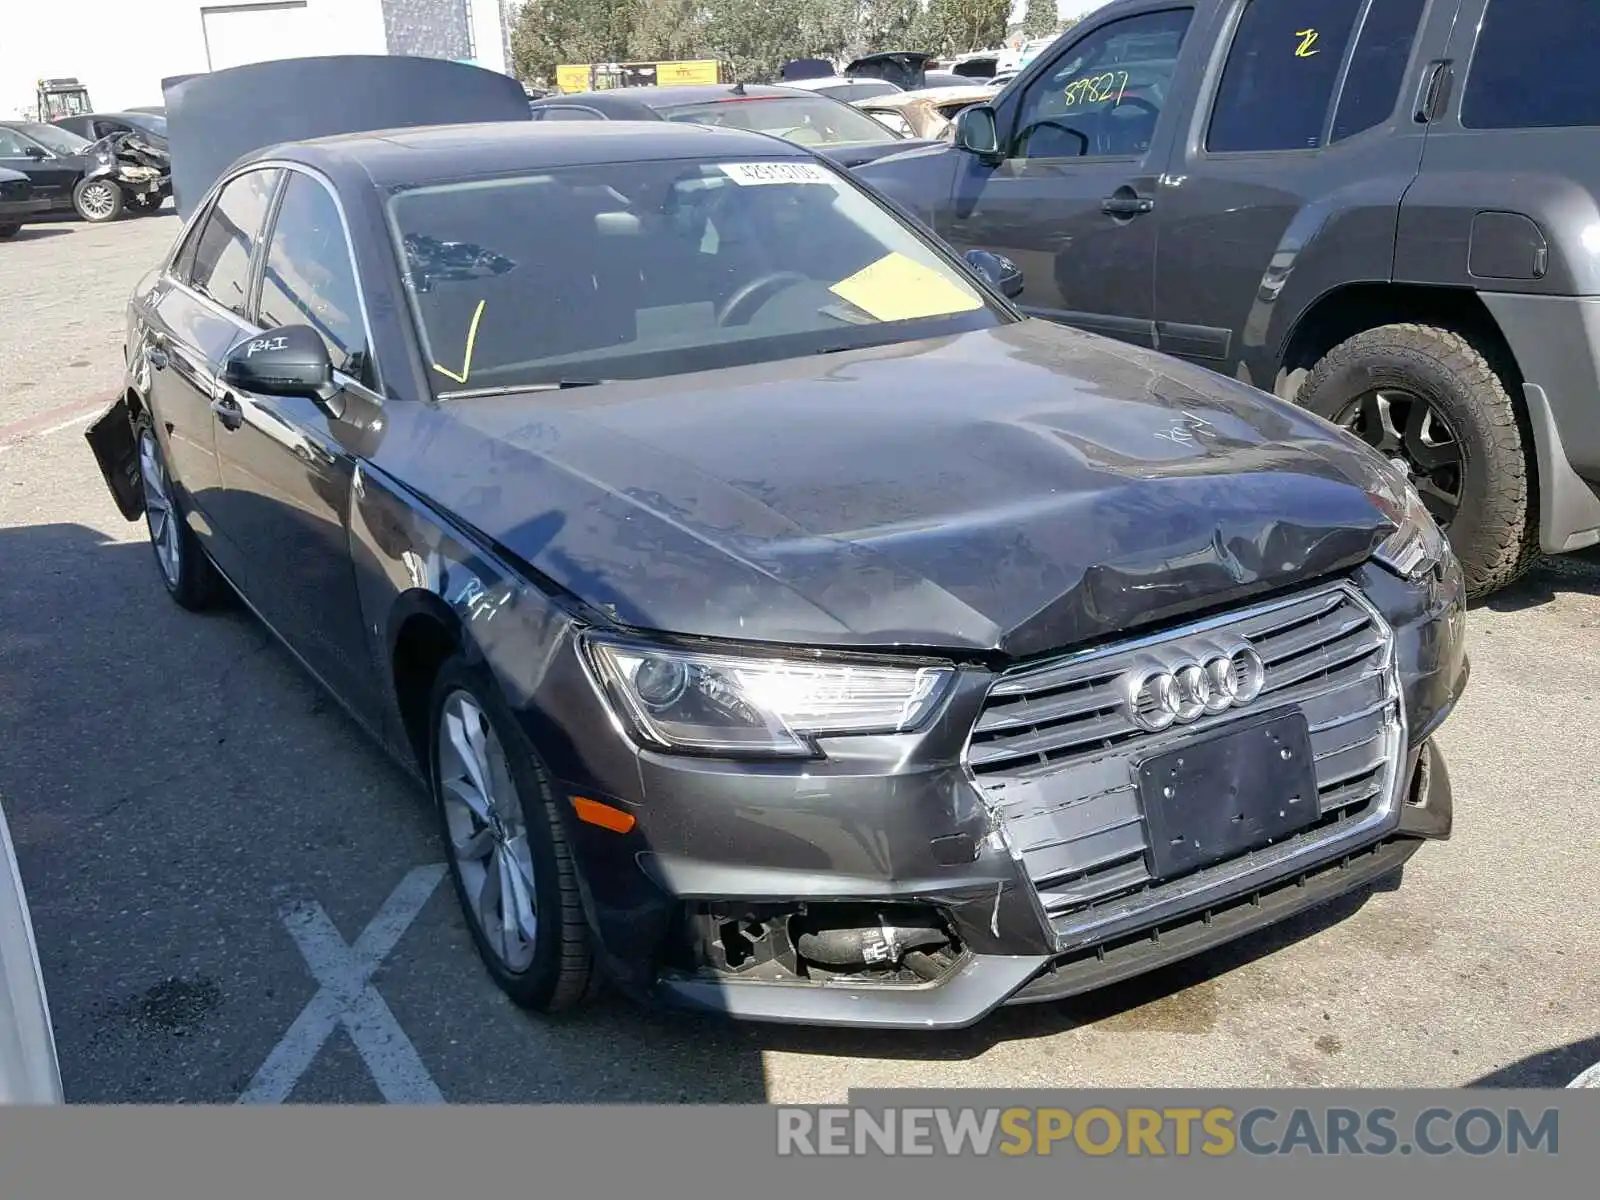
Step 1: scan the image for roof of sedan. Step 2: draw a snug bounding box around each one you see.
[263,119,811,188]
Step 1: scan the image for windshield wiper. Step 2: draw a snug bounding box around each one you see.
[439,380,613,400]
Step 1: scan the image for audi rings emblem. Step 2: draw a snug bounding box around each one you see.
[1121,643,1267,731]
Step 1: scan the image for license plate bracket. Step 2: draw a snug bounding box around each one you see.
[1136,708,1320,881]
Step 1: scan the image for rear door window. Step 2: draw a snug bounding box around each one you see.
[1207,0,1367,152]
[184,168,281,317]
[1461,0,1600,130]
[1330,0,1428,142]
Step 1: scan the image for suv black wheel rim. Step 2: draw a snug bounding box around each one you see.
[1335,389,1463,528]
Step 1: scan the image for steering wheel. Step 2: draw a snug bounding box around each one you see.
[717,271,811,326]
[1096,95,1160,156]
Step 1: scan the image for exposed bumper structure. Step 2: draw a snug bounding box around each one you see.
[651,738,1451,1029]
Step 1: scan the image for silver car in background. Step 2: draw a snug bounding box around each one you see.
[0,800,62,1103]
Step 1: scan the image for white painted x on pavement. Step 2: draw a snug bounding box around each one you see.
[239,863,448,1104]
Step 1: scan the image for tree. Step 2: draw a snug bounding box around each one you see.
[1021,0,1057,39]
[628,0,709,60]
[510,0,634,84]
[914,0,1011,55]
[856,0,922,54]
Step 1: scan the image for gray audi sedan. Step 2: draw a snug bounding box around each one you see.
[86,55,1466,1030]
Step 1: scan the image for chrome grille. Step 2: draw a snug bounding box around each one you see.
[964,583,1405,944]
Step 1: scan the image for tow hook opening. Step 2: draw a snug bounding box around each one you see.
[1406,741,1434,808]
[677,902,964,987]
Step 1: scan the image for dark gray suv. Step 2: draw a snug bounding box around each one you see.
[859,0,1600,600]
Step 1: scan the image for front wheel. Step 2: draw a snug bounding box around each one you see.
[73,178,124,222]
[135,415,222,610]
[1296,323,1539,599]
[0,223,19,240]
[428,657,598,1013]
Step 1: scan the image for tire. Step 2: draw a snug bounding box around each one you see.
[0,224,18,240]
[133,414,223,610]
[428,656,597,1013]
[1296,323,1540,599]
[73,178,124,222]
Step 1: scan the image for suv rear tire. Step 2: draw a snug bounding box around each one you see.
[1297,323,1540,599]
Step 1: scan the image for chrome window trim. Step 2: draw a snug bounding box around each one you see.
[158,158,383,402]
[962,580,1408,955]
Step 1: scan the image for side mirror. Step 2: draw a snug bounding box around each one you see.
[953,105,1004,164]
[222,326,342,411]
[964,249,1024,299]
[23,145,47,160]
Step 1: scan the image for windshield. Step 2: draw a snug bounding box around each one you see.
[18,122,89,154]
[385,157,1005,397]
[125,114,167,136]
[661,95,901,146]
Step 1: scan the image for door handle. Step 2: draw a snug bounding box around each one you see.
[145,345,169,370]
[1102,192,1155,217]
[1414,59,1454,123]
[210,392,243,431]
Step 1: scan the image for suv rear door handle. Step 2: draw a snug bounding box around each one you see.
[1415,59,1454,122]
[1102,191,1154,217]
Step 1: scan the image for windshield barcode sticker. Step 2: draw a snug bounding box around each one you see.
[717,161,832,186]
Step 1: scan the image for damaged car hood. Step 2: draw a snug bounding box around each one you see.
[387,321,1395,659]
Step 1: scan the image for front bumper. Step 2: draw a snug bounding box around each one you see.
[526,563,1466,1029]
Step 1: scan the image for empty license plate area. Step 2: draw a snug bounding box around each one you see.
[1136,708,1319,881]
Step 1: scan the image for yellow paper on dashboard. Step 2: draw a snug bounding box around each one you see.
[828,252,984,323]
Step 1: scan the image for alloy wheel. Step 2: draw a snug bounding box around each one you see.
[79,182,117,220]
[1335,388,1463,528]
[138,428,181,587]
[437,690,538,973]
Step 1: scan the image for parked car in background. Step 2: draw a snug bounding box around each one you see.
[529,83,939,168]
[0,797,64,1103]
[0,119,168,221]
[855,85,1000,140]
[88,54,1465,1032]
[53,110,169,152]
[859,0,1600,600]
[0,166,49,240]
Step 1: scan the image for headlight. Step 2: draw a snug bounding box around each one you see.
[581,634,955,757]
[1369,468,1450,581]
[120,166,159,181]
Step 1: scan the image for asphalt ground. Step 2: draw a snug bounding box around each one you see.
[1,214,1596,1102]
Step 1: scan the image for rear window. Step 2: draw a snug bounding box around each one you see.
[815,81,903,101]
[384,157,1002,396]
[661,95,902,146]
[1461,0,1600,130]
